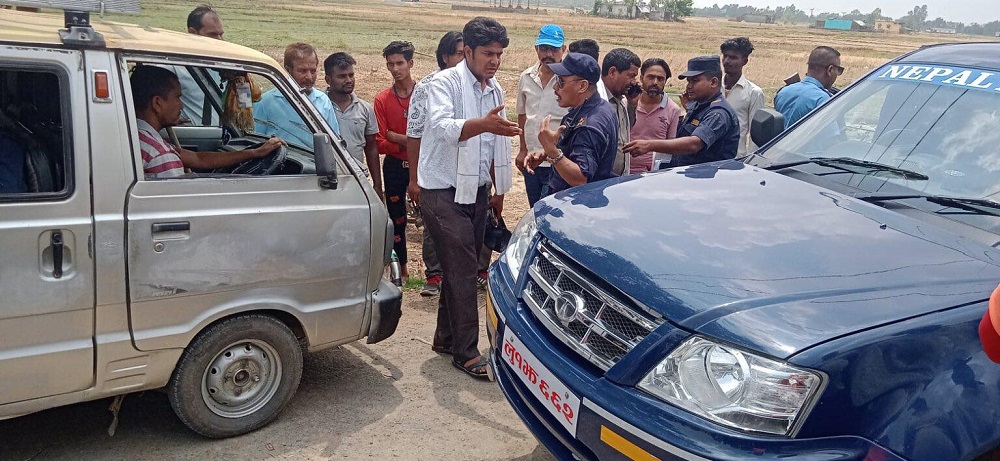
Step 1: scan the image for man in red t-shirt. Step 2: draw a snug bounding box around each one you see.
[375,40,417,279]
[981,283,1000,363]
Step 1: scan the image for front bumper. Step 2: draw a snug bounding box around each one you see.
[486,259,904,461]
[367,277,402,344]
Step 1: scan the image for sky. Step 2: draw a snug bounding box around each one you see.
[692,0,999,24]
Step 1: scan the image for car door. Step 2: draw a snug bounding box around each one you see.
[0,46,95,404]
[120,57,372,351]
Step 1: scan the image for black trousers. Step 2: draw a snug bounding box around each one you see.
[382,156,409,262]
[420,185,490,365]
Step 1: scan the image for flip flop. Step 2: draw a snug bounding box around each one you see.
[431,344,452,355]
[453,356,490,380]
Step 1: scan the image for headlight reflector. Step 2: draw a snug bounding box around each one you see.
[502,211,537,282]
[638,337,823,436]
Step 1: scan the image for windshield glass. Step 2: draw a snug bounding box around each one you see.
[760,63,1000,201]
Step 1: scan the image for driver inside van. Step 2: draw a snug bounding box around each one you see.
[131,65,284,179]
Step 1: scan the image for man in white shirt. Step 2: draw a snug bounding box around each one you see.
[596,48,640,176]
[721,37,765,156]
[515,24,569,208]
[420,17,521,380]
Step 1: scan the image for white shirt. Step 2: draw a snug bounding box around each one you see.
[516,63,568,163]
[406,70,438,139]
[419,64,503,190]
[724,74,765,156]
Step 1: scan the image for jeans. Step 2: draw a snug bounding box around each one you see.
[523,166,553,207]
[382,156,409,262]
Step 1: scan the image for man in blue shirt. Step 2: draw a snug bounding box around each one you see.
[254,43,340,147]
[523,53,618,195]
[775,46,842,128]
[623,56,740,167]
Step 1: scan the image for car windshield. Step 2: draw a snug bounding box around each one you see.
[759,63,1000,202]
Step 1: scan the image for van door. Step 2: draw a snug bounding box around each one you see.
[0,47,95,403]
[120,60,372,351]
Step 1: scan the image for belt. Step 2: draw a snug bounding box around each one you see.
[386,156,409,169]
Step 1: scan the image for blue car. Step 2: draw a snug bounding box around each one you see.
[486,42,1000,461]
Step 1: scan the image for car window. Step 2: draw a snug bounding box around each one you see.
[762,64,1000,200]
[0,67,70,200]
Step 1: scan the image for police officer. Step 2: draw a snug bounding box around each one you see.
[523,53,618,195]
[623,56,739,167]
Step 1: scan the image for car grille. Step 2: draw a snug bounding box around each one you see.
[522,242,663,371]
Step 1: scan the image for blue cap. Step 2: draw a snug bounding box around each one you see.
[535,24,565,48]
[548,52,600,84]
[678,55,722,79]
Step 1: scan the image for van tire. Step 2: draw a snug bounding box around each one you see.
[167,314,303,438]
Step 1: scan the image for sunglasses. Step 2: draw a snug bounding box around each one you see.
[555,77,585,89]
[830,64,845,75]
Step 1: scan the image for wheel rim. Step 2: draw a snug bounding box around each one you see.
[201,339,282,418]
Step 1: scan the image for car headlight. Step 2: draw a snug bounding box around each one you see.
[638,337,823,436]
[502,211,537,283]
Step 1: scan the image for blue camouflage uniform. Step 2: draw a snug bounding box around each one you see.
[671,91,741,167]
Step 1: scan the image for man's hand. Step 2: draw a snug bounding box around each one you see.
[516,147,528,174]
[407,180,420,205]
[537,115,565,153]
[523,151,547,174]
[489,194,504,217]
[679,91,690,108]
[253,137,286,157]
[623,139,654,156]
[483,106,521,137]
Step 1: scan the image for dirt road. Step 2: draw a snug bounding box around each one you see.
[0,294,554,461]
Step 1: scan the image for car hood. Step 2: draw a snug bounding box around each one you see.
[534,161,1000,359]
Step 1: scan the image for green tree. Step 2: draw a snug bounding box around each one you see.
[665,0,693,18]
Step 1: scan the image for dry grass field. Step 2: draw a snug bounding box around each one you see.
[118,0,997,106]
[105,0,998,279]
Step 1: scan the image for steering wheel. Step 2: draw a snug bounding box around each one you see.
[221,141,287,175]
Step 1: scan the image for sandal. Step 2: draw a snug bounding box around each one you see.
[453,355,490,380]
[431,344,452,355]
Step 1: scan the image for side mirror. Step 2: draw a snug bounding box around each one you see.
[750,108,786,147]
[314,133,338,190]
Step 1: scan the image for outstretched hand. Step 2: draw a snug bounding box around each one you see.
[623,139,653,156]
[483,105,522,137]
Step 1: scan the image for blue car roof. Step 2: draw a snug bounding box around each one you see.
[898,42,1000,71]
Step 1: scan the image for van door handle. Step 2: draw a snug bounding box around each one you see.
[151,221,191,243]
[51,230,64,279]
[151,222,190,233]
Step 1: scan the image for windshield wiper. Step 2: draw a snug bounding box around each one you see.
[764,156,929,181]
[855,194,1000,216]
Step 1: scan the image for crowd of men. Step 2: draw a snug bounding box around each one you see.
[139,5,845,380]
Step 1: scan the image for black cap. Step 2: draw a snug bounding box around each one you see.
[548,52,601,84]
[678,55,722,79]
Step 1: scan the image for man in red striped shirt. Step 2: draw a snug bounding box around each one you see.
[375,41,417,279]
[131,65,283,179]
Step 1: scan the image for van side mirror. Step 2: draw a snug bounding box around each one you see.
[750,108,786,148]
[314,133,338,190]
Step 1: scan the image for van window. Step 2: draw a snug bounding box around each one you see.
[0,68,70,199]
[127,62,323,179]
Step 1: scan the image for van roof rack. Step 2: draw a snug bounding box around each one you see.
[1,1,140,47]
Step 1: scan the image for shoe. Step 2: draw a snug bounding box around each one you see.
[477,272,488,291]
[420,275,442,297]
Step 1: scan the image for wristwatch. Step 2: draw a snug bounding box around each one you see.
[547,150,565,164]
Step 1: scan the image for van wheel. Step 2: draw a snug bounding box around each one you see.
[167,314,303,438]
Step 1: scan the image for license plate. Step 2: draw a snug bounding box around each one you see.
[501,328,581,436]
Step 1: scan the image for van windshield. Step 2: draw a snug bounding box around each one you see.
[760,64,1000,202]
